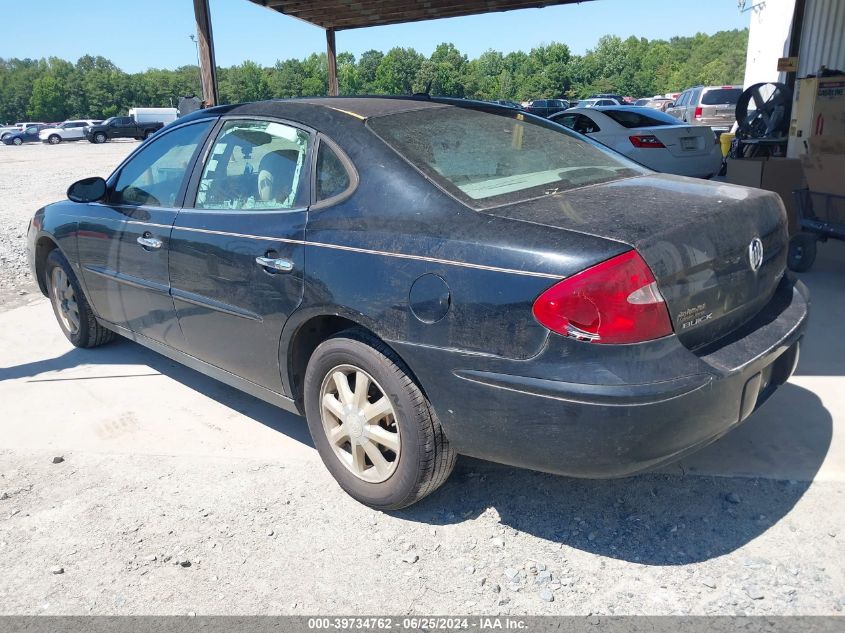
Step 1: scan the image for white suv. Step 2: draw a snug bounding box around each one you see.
[39,120,101,144]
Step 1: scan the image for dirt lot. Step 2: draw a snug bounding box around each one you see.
[1,141,844,616]
[0,140,138,310]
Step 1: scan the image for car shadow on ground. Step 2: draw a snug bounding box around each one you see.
[398,383,831,565]
[0,336,315,448]
[2,336,832,566]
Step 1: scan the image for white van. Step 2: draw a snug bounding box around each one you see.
[128,108,178,125]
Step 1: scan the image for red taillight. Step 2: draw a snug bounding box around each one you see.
[628,134,665,148]
[532,251,674,344]
[694,106,703,119]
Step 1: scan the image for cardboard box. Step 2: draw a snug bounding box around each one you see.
[726,157,806,234]
[802,152,845,198]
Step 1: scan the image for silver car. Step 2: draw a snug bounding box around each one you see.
[665,85,743,133]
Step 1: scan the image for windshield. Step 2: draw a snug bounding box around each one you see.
[101,117,115,126]
[701,88,742,105]
[367,106,644,209]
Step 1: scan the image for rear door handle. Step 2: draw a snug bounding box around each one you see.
[137,234,162,250]
[255,256,294,273]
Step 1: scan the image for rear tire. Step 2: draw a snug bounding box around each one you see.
[304,328,456,510]
[94,132,107,144]
[144,130,155,139]
[45,249,115,348]
[787,233,817,272]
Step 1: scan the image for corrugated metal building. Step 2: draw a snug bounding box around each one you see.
[744,0,845,87]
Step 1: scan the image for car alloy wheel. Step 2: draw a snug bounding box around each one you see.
[13,137,22,145]
[49,135,61,144]
[95,133,106,144]
[319,364,401,483]
[50,266,80,337]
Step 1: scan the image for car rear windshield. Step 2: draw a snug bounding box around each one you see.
[701,88,743,105]
[599,108,680,128]
[368,107,643,208]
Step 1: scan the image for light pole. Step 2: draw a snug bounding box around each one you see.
[189,34,201,94]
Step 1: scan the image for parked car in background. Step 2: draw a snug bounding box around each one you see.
[28,97,807,509]
[128,107,178,125]
[665,85,743,134]
[40,119,102,144]
[2,124,49,145]
[634,98,652,106]
[589,93,625,104]
[84,116,164,143]
[551,106,722,178]
[576,98,621,108]
[642,97,674,112]
[524,99,569,117]
[493,100,523,110]
[2,122,44,141]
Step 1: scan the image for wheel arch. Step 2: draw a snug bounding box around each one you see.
[34,233,62,296]
[282,309,418,413]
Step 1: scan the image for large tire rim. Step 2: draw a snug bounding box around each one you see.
[48,135,60,144]
[319,364,401,483]
[95,133,106,144]
[50,267,80,336]
[13,137,22,145]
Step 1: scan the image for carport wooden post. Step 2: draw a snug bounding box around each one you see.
[326,28,339,96]
[193,0,220,106]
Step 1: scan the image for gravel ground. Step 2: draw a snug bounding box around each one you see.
[0,141,137,309]
[0,450,843,615]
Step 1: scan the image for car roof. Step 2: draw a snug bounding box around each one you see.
[177,96,532,133]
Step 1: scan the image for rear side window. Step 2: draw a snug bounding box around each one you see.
[315,142,351,202]
[368,106,644,209]
[601,109,679,128]
[701,88,742,105]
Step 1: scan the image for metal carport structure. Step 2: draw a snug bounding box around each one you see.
[191,0,595,104]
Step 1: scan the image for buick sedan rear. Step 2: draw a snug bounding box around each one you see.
[27,97,808,509]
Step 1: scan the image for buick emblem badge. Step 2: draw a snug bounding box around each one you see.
[748,237,764,271]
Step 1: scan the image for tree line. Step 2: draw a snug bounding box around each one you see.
[0,29,747,123]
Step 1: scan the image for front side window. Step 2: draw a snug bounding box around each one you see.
[195,119,309,210]
[368,106,643,209]
[111,120,212,208]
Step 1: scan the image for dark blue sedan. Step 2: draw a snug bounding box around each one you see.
[3,124,49,145]
[26,97,808,509]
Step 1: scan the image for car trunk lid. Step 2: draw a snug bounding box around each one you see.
[488,174,788,349]
[646,124,715,157]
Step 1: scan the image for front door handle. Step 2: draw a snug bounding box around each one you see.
[137,234,162,250]
[255,255,294,273]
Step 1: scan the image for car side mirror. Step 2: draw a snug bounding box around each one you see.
[67,177,107,203]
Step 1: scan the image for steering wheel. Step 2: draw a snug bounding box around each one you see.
[735,82,792,139]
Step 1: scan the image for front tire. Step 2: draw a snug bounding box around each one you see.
[45,249,115,348]
[304,329,456,510]
[12,137,22,145]
[48,134,61,144]
[94,132,107,144]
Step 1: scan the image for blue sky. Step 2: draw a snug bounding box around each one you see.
[3,0,749,71]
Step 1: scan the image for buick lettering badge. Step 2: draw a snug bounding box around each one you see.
[748,237,764,272]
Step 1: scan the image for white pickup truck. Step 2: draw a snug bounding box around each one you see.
[39,119,101,144]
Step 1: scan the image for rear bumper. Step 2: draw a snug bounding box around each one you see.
[393,276,809,478]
